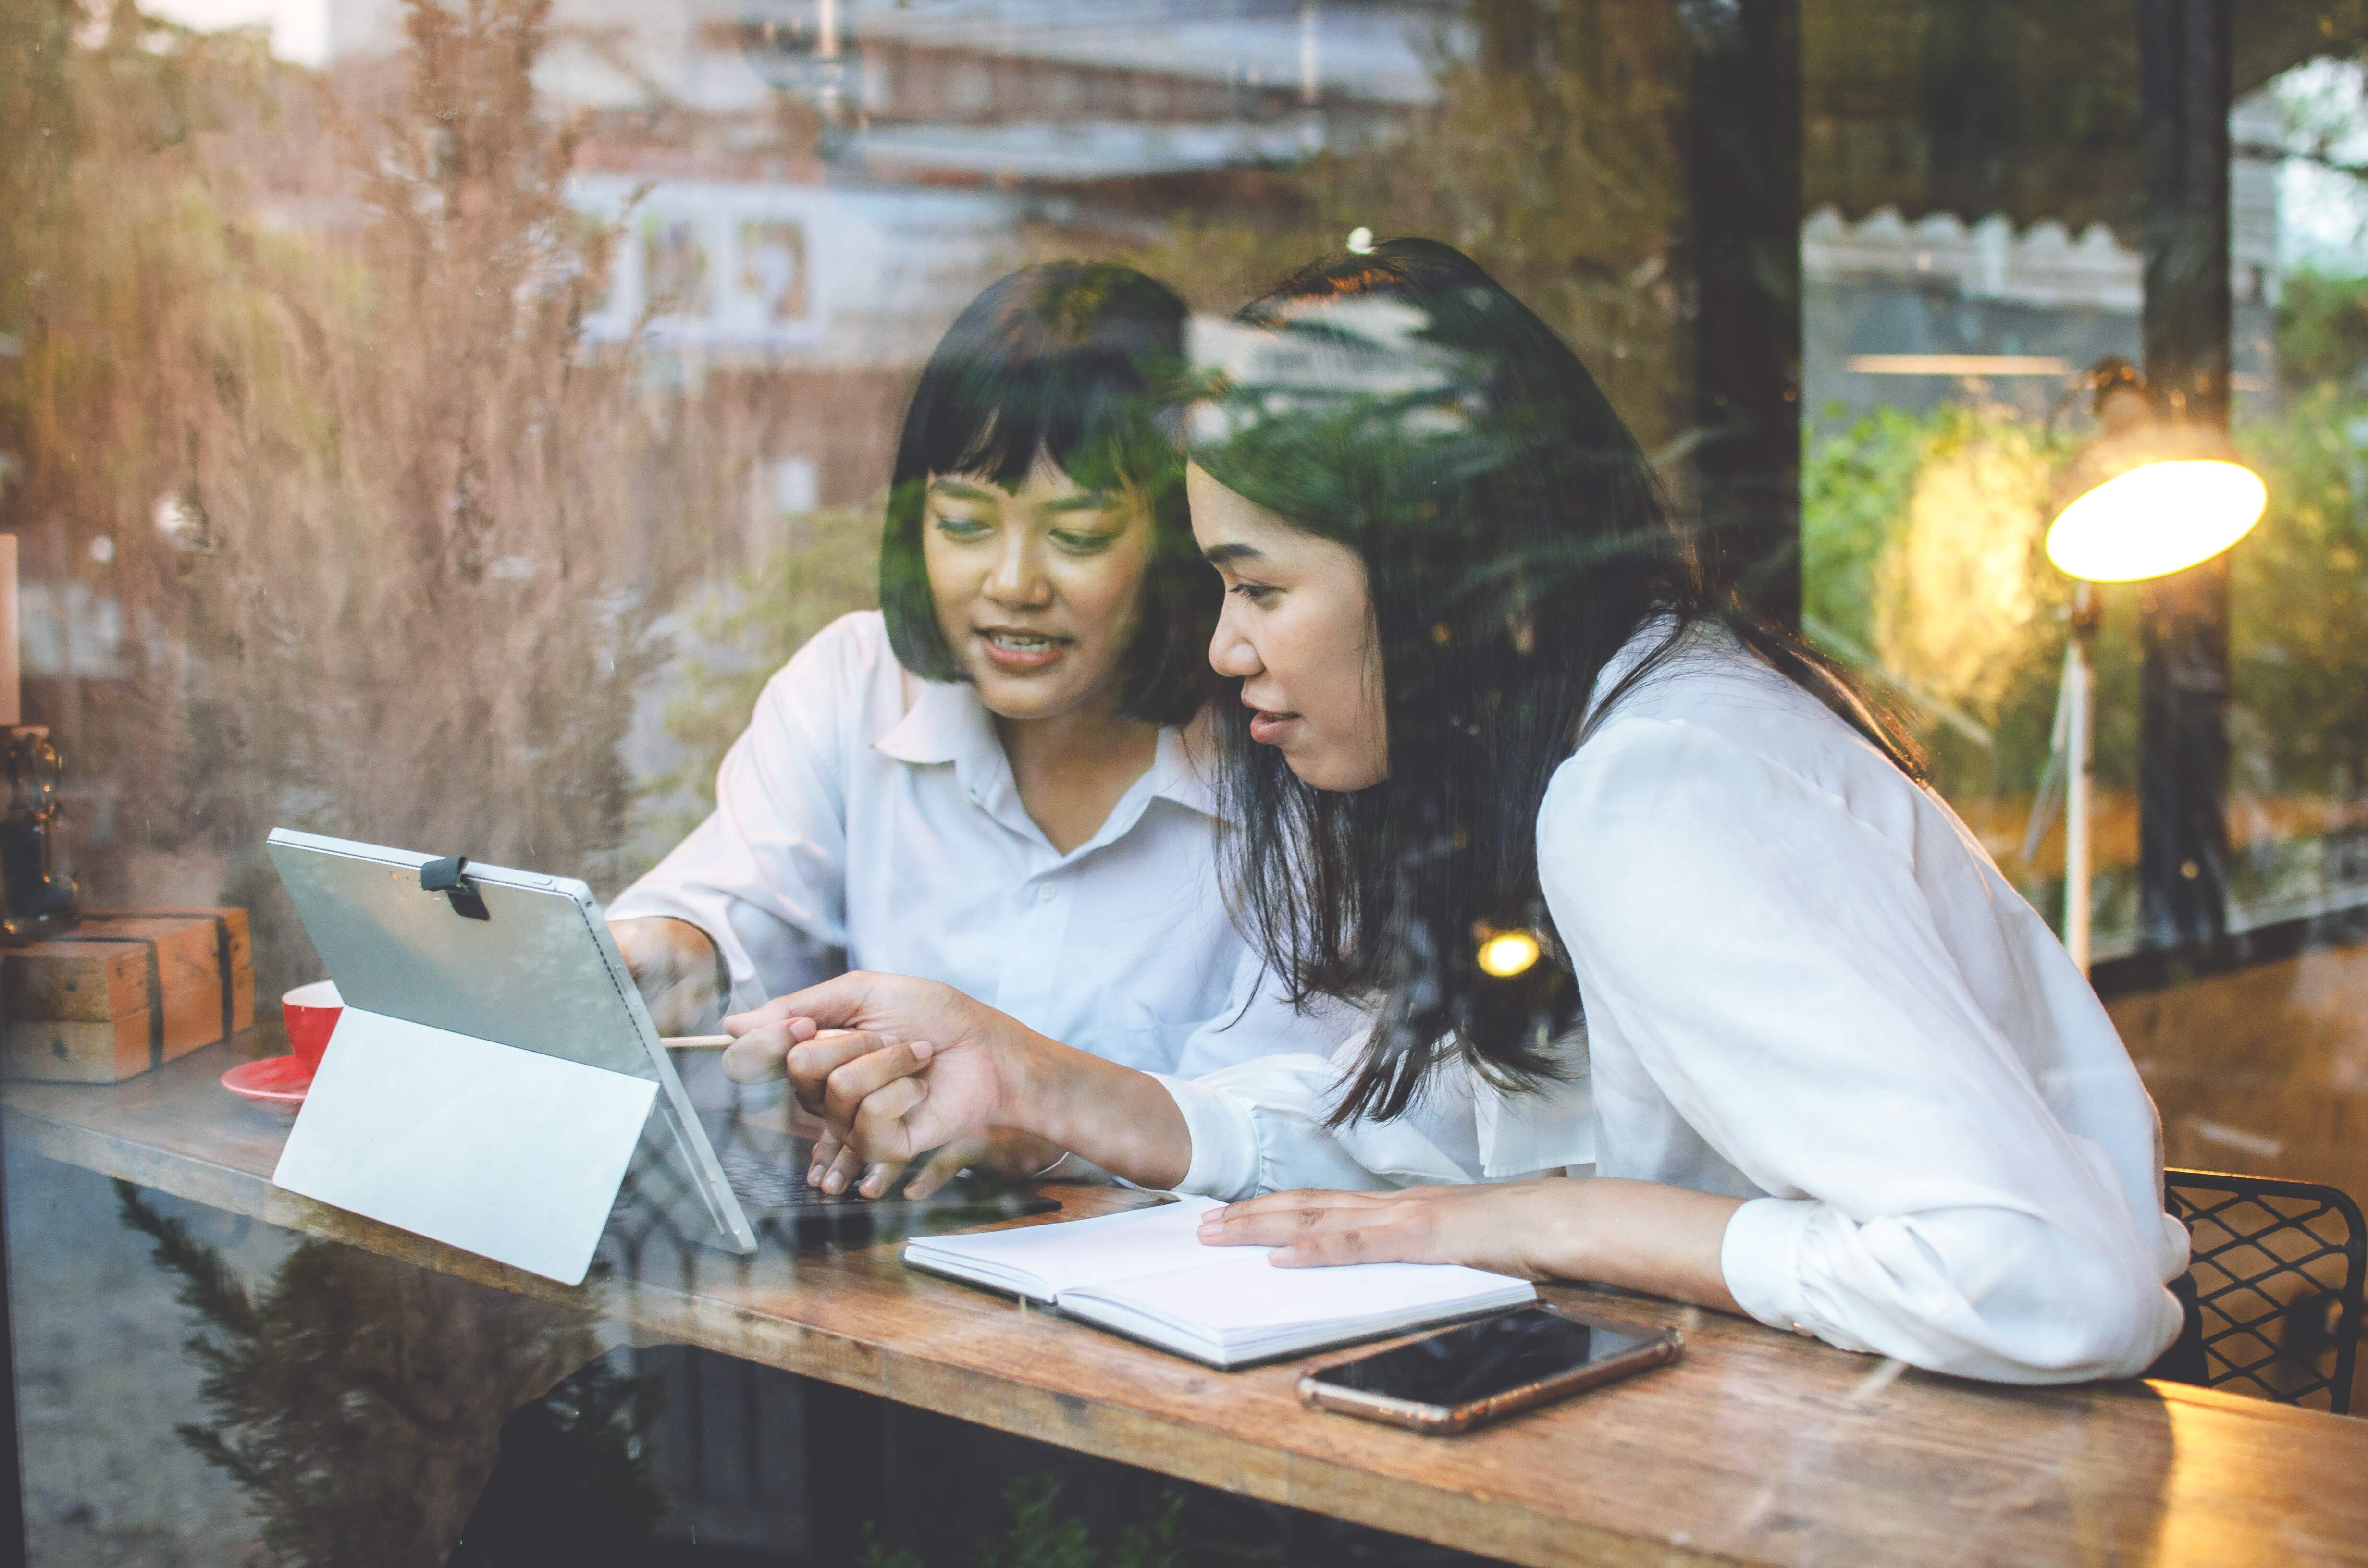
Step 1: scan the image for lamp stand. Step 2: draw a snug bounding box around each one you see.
[2063,584,2100,973]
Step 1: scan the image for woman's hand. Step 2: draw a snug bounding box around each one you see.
[610,918,727,1036]
[721,972,1032,1197]
[1196,1181,1578,1278]
[722,970,1194,1196]
[1197,1177,1749,1311]
[804,1125,1067,1200]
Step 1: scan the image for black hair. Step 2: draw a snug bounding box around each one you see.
[879,262,1212,726]
[1192,238,1925,1125]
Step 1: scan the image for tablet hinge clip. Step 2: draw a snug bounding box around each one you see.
[420,855,490,921]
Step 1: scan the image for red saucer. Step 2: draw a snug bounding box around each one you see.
[222,1054,314,1109]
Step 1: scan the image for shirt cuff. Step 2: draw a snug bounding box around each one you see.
[1720,1196,1819,1336]
[604,888,695,927]
[1147,1073,1263,1200]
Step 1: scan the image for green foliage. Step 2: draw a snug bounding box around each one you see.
[1800,380,2368,930]
[2231,384,2368,796]
[851,1474,1192,1568]
[975,1473,1098,1568]
[1801,404,1942,656]
[1802,404,2084,804]
[1108,1489,1188,1568]
[858,1521,925,1568]
[2277,267,2368,395]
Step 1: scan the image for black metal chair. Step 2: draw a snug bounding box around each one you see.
[2163,1167,2365,1414]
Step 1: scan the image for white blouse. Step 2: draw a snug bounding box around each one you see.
[610,612,1360,1075]
[1152,622,2191,1384]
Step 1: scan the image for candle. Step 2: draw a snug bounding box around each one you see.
[0,534,18,729]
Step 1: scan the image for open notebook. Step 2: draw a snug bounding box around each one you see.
[903,1196,1536,1369]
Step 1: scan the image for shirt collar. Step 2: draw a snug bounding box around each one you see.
[874,679,1233,827]
[1145,723,1230,823]
[873,676,995,768]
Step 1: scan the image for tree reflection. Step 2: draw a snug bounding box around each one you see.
[1119,1,1695,455]
[1,0,763,991]
[117,1181,657,1567]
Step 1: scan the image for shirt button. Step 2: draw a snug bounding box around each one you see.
[1036,883,1059,903]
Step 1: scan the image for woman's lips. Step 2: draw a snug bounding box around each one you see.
[975,628,1069,670]
[1247,710,1300,745]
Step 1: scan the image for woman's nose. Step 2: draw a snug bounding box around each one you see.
[983,535,1051,606]
[1208,612,1260,677]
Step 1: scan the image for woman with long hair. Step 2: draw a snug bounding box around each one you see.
[728,240,2188,1381]
[610,260,1357,1196]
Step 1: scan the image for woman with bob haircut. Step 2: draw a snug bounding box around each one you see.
[725,239,2193,1384]
[610,260,1357,1197]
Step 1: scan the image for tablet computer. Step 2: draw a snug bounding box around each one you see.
[267,828,756,1281]
[266,829,1055,1283]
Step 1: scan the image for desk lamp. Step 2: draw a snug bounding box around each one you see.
[2033,358,2265,973]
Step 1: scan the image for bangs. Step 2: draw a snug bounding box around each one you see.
[906,369,1136,495]
[896,263,1187,495]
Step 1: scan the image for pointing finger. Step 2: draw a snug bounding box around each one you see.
[719,1018,813,1084]
[727,971,883,1037]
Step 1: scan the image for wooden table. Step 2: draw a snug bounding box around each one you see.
[9,1039,2368,1567]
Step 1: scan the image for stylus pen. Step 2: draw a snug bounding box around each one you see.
[660,1027,854,1050]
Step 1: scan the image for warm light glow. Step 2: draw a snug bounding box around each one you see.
[2045,459,2266,583]
[1476,931,1541,978]
[1345,226,1376,255]
[1845,353,2073,377]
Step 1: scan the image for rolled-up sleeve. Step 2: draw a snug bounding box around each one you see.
[1150,1018,1487,1201]
[608,625,859,1009]
[1151,1069,1270,1200]
[1543,717,2183,1384]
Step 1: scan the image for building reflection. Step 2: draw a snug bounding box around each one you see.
[4,0,2367,1560]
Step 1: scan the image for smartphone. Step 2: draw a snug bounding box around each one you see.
[1296,1305,1681,1434]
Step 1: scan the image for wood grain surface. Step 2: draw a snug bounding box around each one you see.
[8,1038,2368,1567]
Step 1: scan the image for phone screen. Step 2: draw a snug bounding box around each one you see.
[1316,1307,1654,1407]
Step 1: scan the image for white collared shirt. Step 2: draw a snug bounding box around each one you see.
[1153,620,2190,1384]
[609,612,1359,1074]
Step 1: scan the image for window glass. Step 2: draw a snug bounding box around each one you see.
[3,3,2365,1561]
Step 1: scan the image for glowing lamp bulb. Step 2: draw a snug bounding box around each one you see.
[1476,930,1541,978]
[2045,458,2265,583]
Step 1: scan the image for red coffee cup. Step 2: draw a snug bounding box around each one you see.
[282,980,343,1075]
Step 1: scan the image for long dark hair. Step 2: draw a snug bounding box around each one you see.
[1192,239,1924,1124]
[880,261,1212,725]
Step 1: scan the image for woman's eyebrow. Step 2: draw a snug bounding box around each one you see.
[929,478,1000,502]
[1201,542,1263,565]
[1044,491,1115,513]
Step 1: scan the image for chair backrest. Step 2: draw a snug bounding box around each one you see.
[2164,1167,2365,1415]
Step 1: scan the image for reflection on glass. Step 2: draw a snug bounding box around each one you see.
[3,0,2368,1559]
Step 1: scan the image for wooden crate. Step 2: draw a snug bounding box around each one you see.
[3,908,254,1083]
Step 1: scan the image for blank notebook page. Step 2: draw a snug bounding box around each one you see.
[908,1195,1227,1296]
[1068,1247,1527,1334]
